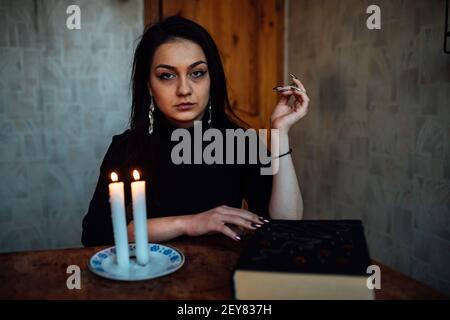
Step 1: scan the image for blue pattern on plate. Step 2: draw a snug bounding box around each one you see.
[88,243,184,281]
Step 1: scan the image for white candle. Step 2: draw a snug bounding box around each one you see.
[131,170,150,265]
[108,172,130,268]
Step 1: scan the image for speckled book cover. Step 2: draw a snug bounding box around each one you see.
[235,220,372,276]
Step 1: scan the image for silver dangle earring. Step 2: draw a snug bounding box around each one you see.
[207,100,212,128]
[148,95,155,135]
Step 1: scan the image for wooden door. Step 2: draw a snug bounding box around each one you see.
[144,0,284,130]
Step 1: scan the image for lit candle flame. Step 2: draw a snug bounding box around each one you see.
[133,170,140,181]
[110,172,118,182]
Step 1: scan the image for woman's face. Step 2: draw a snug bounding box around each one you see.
[148,39,210,128]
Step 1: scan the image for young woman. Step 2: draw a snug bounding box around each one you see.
[81,16,309,247]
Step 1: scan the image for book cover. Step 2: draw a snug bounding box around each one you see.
[233,220,375,300]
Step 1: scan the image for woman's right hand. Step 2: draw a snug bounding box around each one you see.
[184,205,268,241]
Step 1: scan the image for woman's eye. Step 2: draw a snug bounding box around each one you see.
[191,70,206,78]
[158,73,175,80]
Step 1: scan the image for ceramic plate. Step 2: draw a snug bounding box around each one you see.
[88,243,185,281]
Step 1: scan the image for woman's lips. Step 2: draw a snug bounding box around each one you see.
[175,103,195,111]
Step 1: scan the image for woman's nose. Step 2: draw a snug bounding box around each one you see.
[176,76,192,96]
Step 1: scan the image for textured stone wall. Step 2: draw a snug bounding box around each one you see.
[287,0,450,296]
[0,0,143,252]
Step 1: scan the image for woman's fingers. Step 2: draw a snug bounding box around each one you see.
[276,93,290,106]
[291,87,310,105]
[291,77,306,92]
[219,205,265,225]
[222,213,262,231]
[274,85,305,94]
[277,86,310,107]
[277,86,307,98]
[216,223,242,241]
[274,86,294,93]
[210,205,270,241]
[290,77,310,107]
[278,89,303,108]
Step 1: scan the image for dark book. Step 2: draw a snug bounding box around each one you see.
[233,220,375,300]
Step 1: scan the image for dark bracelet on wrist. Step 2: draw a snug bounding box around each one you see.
[273,148,292,159]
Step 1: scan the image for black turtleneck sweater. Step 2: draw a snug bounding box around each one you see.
[81,115,273,247]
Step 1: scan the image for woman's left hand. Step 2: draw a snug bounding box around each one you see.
[271,76,310,134]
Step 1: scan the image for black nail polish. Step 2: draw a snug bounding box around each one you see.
[235,236,241,241]
[251,223,262,228]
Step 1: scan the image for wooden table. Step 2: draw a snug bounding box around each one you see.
[0,234,447,300]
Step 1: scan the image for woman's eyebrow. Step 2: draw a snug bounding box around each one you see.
[155,60,207,71]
